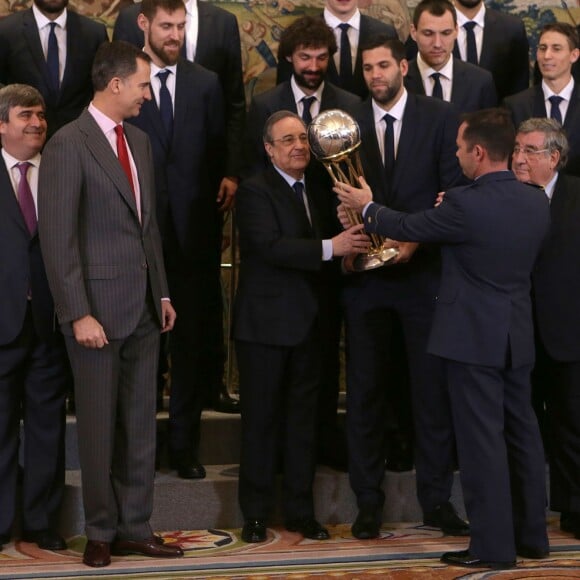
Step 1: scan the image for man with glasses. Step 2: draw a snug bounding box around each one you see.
[233,110,370,543]
[513,118,580,539]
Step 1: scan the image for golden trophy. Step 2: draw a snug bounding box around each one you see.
[308,109,398,271]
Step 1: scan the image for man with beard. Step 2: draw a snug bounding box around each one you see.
[127,0,225,480]
[343,35,467,540]
[451,0,529,100]
[405,0,497,114]
[0,0,107,138]
[245,15,359,472]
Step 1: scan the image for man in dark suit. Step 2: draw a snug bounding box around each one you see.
[452,0,529,100]
[38,41,183,568]
[337,108,550,569]
[114,0,244,413]
[406,0,497,113]
[512,118,580,539]
[343,36,467,540]
[0,84,69,552]
[504,23,580,177]
[0,0,107,138]
[246,16,359,471]
[276,0,397,98]
[127,0,225,480]
[234,110,370,543]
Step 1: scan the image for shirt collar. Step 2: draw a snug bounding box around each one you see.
[150,61,178,78]
[417,52,454,81]
[455,3,485,28]
[2,148,41,169]
[32,3,67,30]
[324,8,361,31]
[290,75,324,104]
[542,77,575,101]
[372,88,408,123]
[273,165,305,189]
[184,0,198,15]
[88,101,120,135]
[544,171,559,200]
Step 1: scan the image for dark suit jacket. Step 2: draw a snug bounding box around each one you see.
[364,171,550,368]
[533,173,580,361]
[113,2,245,177]
[453,8,529,101]
[276,13,397,99]
[504,84,580,178]
[0,9,107,138]
[405,57,497,114]
[127,60,225,261]
[233,166,326,347]
[38,110,169,339]
[0,161,56,345]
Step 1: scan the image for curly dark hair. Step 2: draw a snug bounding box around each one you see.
[277,16,337,62]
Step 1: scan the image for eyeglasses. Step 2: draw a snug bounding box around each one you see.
[513,146,550,158]
[270,134,308,146]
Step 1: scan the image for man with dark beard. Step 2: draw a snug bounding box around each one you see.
[126,0,225,480]
[0,0,107,138]
[343,35,467,540]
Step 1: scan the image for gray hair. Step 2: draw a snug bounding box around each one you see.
[262,110,306,143]
[517,117,569,171]
[0,84,45,123]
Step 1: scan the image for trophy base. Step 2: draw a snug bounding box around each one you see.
[353,247,399,272]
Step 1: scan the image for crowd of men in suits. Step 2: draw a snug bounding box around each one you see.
[1,0,580,571]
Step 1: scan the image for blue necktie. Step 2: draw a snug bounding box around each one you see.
[47,22,59,93]
[383,114,395,188]
[338,23,353,89]
[301,96,315,124]
[549,95,563,125]
[157,70,174,138]
[463,21,478,65]
[431,72,443,100]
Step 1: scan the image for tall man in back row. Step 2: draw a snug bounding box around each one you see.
[337,108,550,568]
[39,41,182,568]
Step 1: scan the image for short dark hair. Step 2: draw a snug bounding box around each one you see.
[539,22,579,50]
[359,35,407,65]
[0,84,45,122]
[263,110,305,143]
[413,0,457,28]
[277,16,337,62]
[92,41,151,92]
[461,108,515,162]
[140,0,185,21]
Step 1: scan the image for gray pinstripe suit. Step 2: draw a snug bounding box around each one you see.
[38,109,169,542]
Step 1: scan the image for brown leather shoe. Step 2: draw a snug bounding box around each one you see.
[83,541,111,567]
[111,537,183,558]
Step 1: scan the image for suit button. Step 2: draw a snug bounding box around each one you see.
[141,263,148,269]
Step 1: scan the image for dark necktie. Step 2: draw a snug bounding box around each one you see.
[16,162,37,235]
[383,114,395,186]
[292,181,310,222]
[338,23,353,88]
[549,95,564,125]
[114,125,136,196]
[431,72,443,100]
[157,70,174,137]
[47,22,60,93]
[301,96,315,124]
[463,21,478,65]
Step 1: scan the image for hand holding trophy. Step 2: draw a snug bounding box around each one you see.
[307,109,398,271]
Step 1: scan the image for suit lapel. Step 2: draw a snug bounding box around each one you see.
[564,83,580,131]
[125,124,151,229]
[194,3,212,64]
[479,10,497,69]
[392,95,418,193]
[22,10,53,98]
[267,168,313,235]
[450,59,466,105]
[171,61,189,150]
[0,161,30,236]
[278,82,298,112]
[60,11,81,103]
[405,61,426,96]
[320,83,338,110]
[532,86,547,117]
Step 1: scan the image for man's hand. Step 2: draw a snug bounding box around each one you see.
[72,315,109,349]
[392,241,419,264]
[161,300,176,333]
[217,177,238,212]
[435,190,446,207]
[334,175,373,212]
[337,203,354,230]
[332,224,371,257]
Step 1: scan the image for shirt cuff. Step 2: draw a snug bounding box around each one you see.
[322,239,333,261]
[362,201,373,218]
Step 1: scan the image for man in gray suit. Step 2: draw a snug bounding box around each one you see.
[38,41,182,568]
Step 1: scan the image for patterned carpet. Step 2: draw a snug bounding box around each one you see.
[1,521,580,579]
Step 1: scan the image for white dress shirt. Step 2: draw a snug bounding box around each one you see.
[150,61,177,113]
[416,53,454,102]
[324,8,361,74]
[2,149,41,211]
[32,4,67,83]
[456,3,485,63]
[184,0,199,62]
[372,89,408,163]
[291,76,324,119]
[542,77,575,123]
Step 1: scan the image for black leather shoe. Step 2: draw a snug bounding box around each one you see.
[83,540,111,567]
[170,453,206,479]
[561,511,580,536]
[212,390,240,414]
[441,549,515,569]
[22,529,67,550]
[112,537,183,557]
[424,502,470,536]
[241,520,267,543]
[516,545,549,559]
[351,507,381,539]
[286,518,330,540]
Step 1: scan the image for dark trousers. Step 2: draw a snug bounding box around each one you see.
[0,306,68,535]
[446,360,548,561]
[236,325,320,521]
[344,271,455,513]
[65,301,159,542]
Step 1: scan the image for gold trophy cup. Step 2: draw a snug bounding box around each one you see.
[308,109,398,271]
